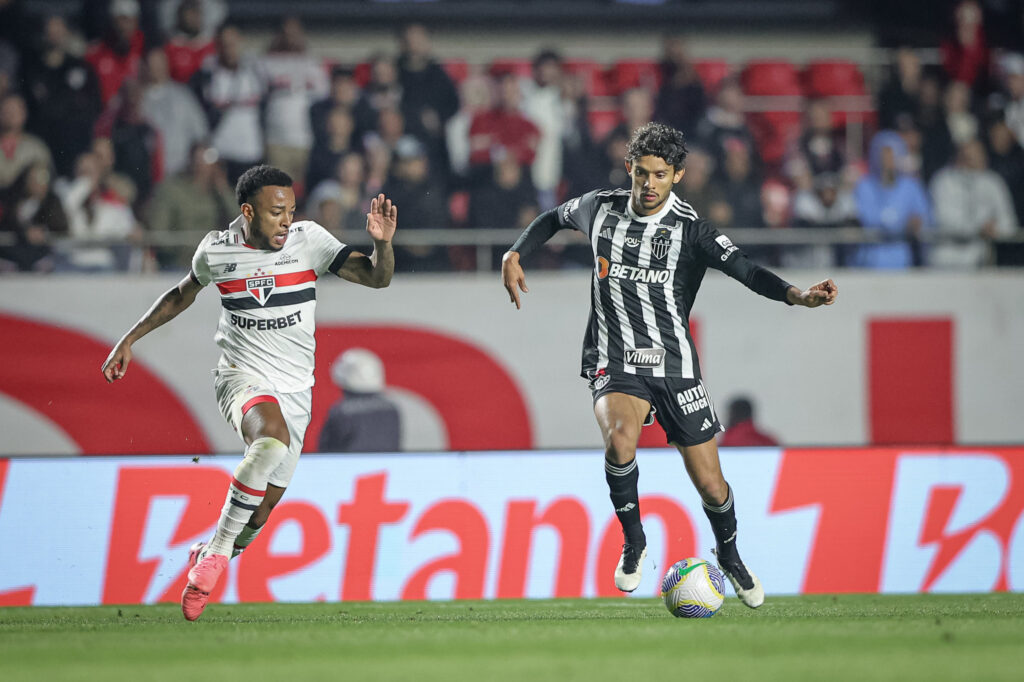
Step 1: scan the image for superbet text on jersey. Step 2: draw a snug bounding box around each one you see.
[191,215,351,392]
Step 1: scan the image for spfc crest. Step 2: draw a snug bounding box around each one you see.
[246,276,276,305]
[650,227,672,260]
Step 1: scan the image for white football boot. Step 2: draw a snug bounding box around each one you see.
[614,543,647,592]
[714,547,765,608]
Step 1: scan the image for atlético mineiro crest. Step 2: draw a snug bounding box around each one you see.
[246,276,276,305]
[650,227,672,260]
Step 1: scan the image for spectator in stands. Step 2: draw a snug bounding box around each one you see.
[917,73,956,181]
[146,142,234,269]
[789,171,858,267]
[565,126,630,199]
[985,116,1024,222]
[929,139,1017,268]
[1000,53,1024,146]
[944,80,979,147]
[0,163,68,272]
[655,36,707,137]
[878,47,924,131]
[140,47,208,178]
[719,396,779,448]
[55,149,139,271]
[306,151,370,237]
[468,154,538,231]
[469,70,540,176]
[396,23,458,184]
[22,15,103,178]
[382,136,450,271]
[851,130,932,268]
[521,49,566,210]
[85,0,146,105]
[678,146,714,217]
[311,65,361,146]
[190,22,266,183]
[941,0,991,96]
[260,16,328,193]
[607,86,656,144]
[353,53,402,140]
[96,77,162,204]
[793,98,846,180]
[0,92,53,192]
[319,348,401,454]
[306,106,357,192]
[706,137,762,229]
[163,0,215,84]
[695,75,758,172]
[159,0,225,40]
[446,72,493,180]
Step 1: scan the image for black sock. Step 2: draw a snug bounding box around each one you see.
[702,484,738,561]
[605,458,645,547]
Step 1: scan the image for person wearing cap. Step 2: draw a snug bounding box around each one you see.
[85,0,147,105]
[318,348,401,453]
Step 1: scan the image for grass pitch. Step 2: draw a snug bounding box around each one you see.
[2,594,1021,682]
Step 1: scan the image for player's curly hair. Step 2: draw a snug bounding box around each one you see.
[235,165,293,206]
[625,122,689,169]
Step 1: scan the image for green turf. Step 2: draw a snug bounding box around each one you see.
[2,594,1021,682]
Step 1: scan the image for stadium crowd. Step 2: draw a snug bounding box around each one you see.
[1,0,1023,273]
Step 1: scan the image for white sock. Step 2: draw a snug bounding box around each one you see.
[203,437,287,558]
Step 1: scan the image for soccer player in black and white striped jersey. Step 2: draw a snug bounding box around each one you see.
[502,122,838,607]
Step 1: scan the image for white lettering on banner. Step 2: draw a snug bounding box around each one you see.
[0,449,1022,607]
[881,455,1009,593]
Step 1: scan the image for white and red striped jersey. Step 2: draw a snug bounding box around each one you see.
[191,215,350,392]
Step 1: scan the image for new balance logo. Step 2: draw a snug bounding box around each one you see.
[615,503,636,513]
[701,418,713,431]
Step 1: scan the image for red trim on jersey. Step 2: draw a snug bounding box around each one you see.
[241,395,278,415]
[231,477,266,497]
[216,269,317,294]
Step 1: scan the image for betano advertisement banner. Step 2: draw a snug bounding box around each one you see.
[1,447,1022,607]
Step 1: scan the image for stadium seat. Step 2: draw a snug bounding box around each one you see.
[443,59,470,84]
[588,108,621,142]
[564,59,613,97]
[607,59,662,95]
[353,61,372,88]
[802,60,867,97]
[740,59,802,96]
[694,60,732,94]
[489,58,532,79]
[747,110,803,165]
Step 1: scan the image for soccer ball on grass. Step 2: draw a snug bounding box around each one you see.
[660,557,726,618]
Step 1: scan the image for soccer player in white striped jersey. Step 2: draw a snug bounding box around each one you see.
[502,123,838,607]
[101,165,397,620]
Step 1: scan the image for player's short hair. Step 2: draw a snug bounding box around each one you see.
[235,165,293,206]
[625,122,689,169]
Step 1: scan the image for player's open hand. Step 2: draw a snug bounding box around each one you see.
[796,279,838,308]
[501,251,529,309]
[366,193,397,243]
[101,342,132,383]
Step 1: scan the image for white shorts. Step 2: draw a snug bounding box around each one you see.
[213,367,312,488]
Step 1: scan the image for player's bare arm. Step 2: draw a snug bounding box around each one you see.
[101,274,204,383]
[501,251,529,309]
[785,279,839,308]
[337,193,396,289]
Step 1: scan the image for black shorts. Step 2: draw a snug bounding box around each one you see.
[587,369,723,447]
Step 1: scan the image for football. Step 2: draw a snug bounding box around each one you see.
[660,557,726,618]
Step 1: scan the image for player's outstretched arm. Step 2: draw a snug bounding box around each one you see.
[101,274,204,383]
[501,208,564,309]
[501,251,529,310]
[338,193,395,289]
[785,279,839,308]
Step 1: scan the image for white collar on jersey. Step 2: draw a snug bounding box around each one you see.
[229,213,248,237]
[625,191,680,223]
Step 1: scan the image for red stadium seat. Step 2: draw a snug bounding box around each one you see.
[353,61,372,88]
[564,59,613,97]
[443,59,470,84]
[694,60,732,94]
[740,59,802,96]
[803,60,867,97]
[489,58,532,79]
[608,59,661,95]
[588,108,621,142]
[747,110,803,165]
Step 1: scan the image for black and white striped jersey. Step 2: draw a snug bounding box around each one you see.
[555,188,792,380]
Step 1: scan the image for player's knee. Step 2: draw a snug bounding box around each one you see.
[697,478,729,506]
[603,424,639,463]
[243,436,289,477]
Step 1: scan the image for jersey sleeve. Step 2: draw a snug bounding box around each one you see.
[554,189,602,237]
[189,233,214,286]
[304,222,351,276]
[690,219,793,303]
